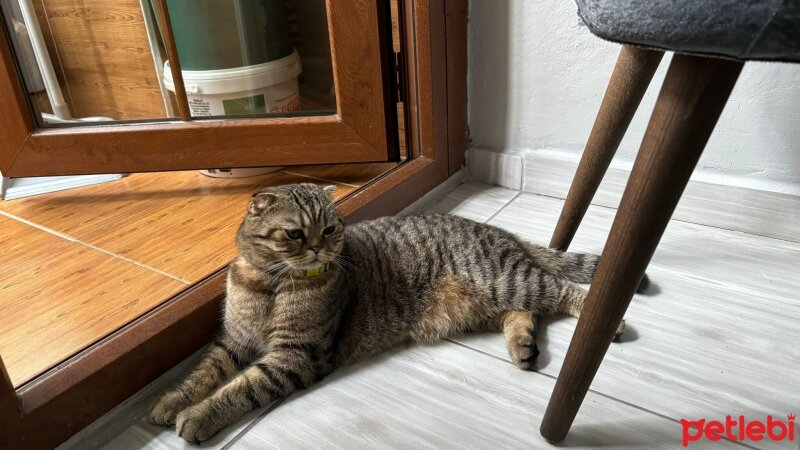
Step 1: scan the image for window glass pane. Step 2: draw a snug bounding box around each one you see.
[0,0,336,126]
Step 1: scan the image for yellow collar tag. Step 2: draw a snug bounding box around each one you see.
[299,263,330,278]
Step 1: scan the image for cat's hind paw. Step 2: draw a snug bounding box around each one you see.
[508,333,540,371]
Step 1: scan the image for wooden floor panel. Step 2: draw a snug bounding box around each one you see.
[0,215,187,387]
[0,163,396,387]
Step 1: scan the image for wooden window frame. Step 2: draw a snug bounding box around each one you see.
[0,0,467,447]
[0,1,400,177]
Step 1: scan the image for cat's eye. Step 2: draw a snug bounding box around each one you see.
[285,229,304,240]
[322,225,336,236]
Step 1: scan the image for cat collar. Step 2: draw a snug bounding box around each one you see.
[298,263,331,278]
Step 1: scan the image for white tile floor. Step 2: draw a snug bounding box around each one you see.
[75,182,800,450]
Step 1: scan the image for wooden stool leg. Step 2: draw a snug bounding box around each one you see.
[549,46,663,251]
[540,54,743,443]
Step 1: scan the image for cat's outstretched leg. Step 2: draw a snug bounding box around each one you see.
[148,335,250,427]
[498,283,628,372]
[174,350,324,443]
[499,311,539,370]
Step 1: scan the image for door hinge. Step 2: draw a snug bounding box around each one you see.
[394,51,406,104]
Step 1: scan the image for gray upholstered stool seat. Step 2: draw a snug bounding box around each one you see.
[576,0,800,62]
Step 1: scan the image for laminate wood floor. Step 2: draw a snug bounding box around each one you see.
[0,215,186,387]
[77,181,798,449]
[0,164,396,387]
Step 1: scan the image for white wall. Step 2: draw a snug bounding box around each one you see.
[468,1,800,194]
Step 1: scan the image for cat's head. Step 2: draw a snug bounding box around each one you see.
[236,183,344,272]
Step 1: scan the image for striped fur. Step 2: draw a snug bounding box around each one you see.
[148,183,643,442]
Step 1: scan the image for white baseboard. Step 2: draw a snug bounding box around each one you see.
[1,174,123,200]
[468,147,800,243]
[465,149,523,190]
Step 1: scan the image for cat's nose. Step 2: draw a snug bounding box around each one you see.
[308,244,322,253]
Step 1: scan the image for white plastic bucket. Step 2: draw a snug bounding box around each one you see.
[163,49,302,117]
[162,50,302,177]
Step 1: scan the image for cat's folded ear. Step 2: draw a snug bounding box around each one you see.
[249,190,279,215]
[323,185,337,200]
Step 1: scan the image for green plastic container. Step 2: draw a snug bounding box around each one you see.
[159,0,292,70]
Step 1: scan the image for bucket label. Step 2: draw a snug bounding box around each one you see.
[189,98,212,116]
[270,95,301,113]
[223,94,267,115]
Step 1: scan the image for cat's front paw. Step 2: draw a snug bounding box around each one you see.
[148,390,193,427]
[176,402,223,444]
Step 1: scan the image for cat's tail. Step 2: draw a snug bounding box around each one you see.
[520,241,650,293]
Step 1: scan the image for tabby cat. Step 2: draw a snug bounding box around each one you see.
[148,183,646,442]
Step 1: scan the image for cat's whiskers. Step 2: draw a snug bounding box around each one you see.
[331,255,356,271]
[335,253,354,263]
[274,263,294,280]
[287,272,297,298]
[262,260,291,276]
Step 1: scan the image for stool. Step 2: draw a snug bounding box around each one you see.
[540,0,800,442]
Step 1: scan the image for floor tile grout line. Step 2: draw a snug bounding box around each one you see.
[0,210,191,284]
[444,339,762,450]
[280,170,362,189]
[583,390,762,450]
[222,399,286,449]
[482,191,523,225]
[521,189,800,247]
